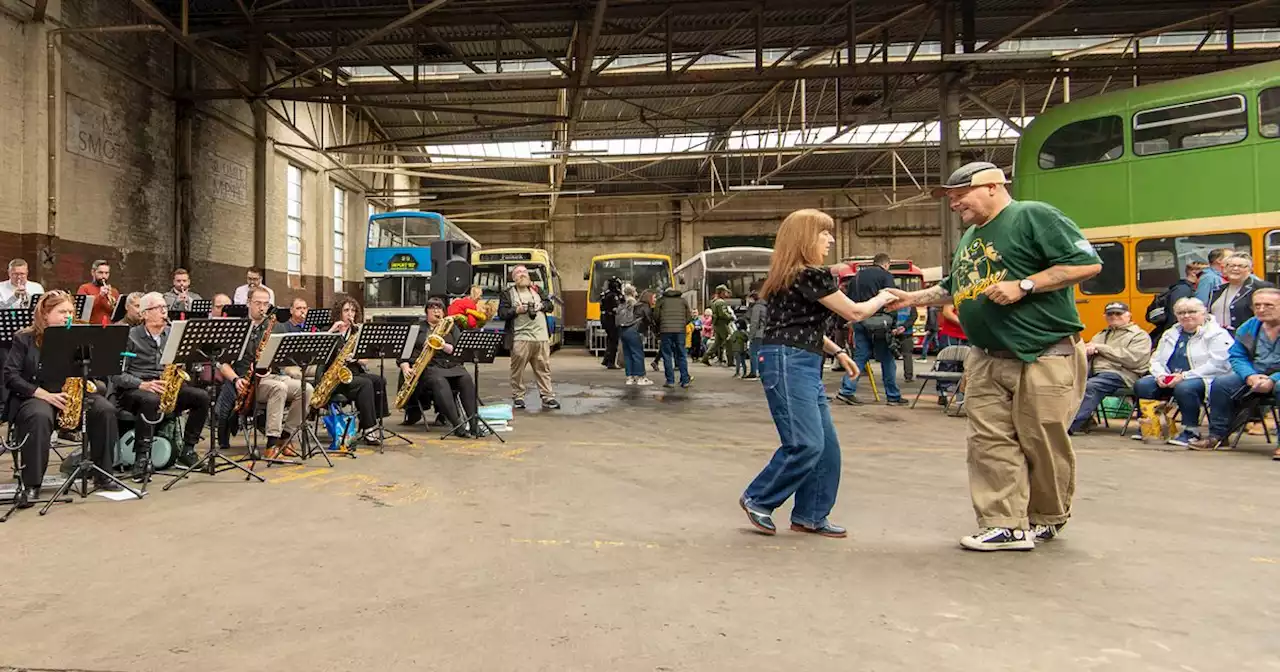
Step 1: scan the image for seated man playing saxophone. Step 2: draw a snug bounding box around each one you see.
[397,298,482,437]
[3,292,121,502]
[213,286,308,457]
[113,292,209,478]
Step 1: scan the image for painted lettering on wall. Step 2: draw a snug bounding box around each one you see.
[210,154,248,206]
[65,93,125,167]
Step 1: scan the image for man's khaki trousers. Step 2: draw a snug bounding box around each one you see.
[963,342,1087,530]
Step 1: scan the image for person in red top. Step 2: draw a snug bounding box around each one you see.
[934,303,968,406]
[447,285,490,329]
[75,259,120,325]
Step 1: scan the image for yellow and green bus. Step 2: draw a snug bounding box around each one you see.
[1013,60,1280,337]
[584,252,675,353]
[471,248,564,348]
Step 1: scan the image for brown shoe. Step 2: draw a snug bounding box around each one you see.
[1188,436,1223,451]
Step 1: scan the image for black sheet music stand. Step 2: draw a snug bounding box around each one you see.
[0,308,33,347]
[110,297,129,323]
[189,299,212,316]
[262,332,343,466]
[39,325,141,514]
[73,294,92,322]
[161,318,263,491]
[443,330,505,443]
[304,308,333,331]
[352,322,418,452]
[221,304,249,319]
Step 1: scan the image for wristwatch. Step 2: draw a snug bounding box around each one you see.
[832,348,849,358]
[1018,278,1036,294]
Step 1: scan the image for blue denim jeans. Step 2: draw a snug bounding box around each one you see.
[1134,374,1207,430]
[1069,371,1127,433]
[659,333,690,385]
[1206,373,1280,437]
[743,345,842,528]
[839,323,901,400]
[620,326,645,376]
[748,338,761,377]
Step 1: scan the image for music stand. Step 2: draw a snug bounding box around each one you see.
[443,330,505,444]
[74,294,92,322]
[0,308,33,347]
[304,308,332,331]
[221,304,249,319]
[352,322,418,452]
[39,325,141,514]
[161,318,264,491]
[189,299,212,316]
[111,297,129,323]
[1,433,72,522]
[261,332,343,466]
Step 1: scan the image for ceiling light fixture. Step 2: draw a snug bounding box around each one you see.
[518,189,596,197]
[728,183,785,191]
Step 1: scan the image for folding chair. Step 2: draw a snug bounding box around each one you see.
[1093,385,1139,435]
[912,345,970,410]
[1227,396,1278,449]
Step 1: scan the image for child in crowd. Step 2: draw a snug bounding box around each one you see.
[727,319,750,378]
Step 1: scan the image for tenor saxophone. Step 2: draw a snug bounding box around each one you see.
[393,317,460,409]
[233,315,276,415]
[310,326,359,409]
[158,363,191,415]
[58,378,97,431]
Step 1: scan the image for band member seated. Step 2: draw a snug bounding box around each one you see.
[214,286,307,456]
[210,293,232,317]
[116,291,144,327]
[113,292,209,477]
[3,292,122,500]
[399,298,482,437]
[324,296,388,445]
[284,297,311,332]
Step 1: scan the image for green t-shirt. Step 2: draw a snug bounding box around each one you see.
[942,200,1099,362]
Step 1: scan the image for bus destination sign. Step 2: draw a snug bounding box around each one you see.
[480,252,533,262]
[388,253,419,271]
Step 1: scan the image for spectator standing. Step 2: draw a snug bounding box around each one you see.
[835,253,904,406]
[1068,302,1151,434]
[654,287,692,388]
[1193,248,1233,304]
[1208,254,1272,335]
[893,304,919,382]
[700,285,734,366]
[1133,297,1233,447]
[599,277,623,370]
[918,305,939,362]
[746,291,767,380]
[727,319,750,377]
[616,284,651,385]
[498,264,560,409]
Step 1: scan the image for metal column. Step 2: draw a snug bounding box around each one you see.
[250,36,268,271]
[938,0,962,273]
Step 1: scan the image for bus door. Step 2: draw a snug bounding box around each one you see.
[1075,239,1128,338]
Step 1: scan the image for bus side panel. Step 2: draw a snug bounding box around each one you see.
[1027,162,1131,231]
[1258,136,1280,217]
[1130,146,1257,227]
[1073,238,1130,339]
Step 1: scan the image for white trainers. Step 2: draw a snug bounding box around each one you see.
[636,377,654,386]
[625,377,636,386]
[959,527,1035,552]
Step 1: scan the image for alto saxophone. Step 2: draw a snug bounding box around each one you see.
[394,316,460,409]
[58,378,97,431]
[311,326,359,409]
[158,363,191,415]
[233,315,276,415]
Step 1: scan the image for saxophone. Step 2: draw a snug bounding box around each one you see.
[394,317,459,409]
[311,326,358,409]
[58,378,97,431]
[233,315,276,415]
[158,364,191,415]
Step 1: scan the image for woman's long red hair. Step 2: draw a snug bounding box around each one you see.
[758,209,835,299]
[25,291,75,347]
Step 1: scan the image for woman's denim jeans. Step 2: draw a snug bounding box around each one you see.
[620,326,645,376]
[743,344,842,528]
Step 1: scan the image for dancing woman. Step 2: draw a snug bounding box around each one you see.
[739,209,897,538]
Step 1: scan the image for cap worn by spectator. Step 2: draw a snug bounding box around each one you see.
[931,161,1011,198]
[1104,302,1129,314]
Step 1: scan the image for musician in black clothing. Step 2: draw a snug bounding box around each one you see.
[599,277,624,369]
[398,298,481,437]
[3,291,121,502]
[322,296,388,446]
[113,292,209,478]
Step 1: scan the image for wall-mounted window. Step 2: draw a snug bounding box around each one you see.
[1135,233,1251,293]
[1260,87,1280,139]
[1133,94,1247,156]
[1080,241,1125,295]
[333,187,346,293]
[1038,116,1123,169]
[286,165,303,275]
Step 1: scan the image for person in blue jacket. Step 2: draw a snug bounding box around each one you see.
[1191,287,1280,455]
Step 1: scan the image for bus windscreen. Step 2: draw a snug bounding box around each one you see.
[472,263,548,301]
[590,258,671,301]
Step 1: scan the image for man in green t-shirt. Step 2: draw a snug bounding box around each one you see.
[885,161,1101,553]
[700,285,734,366]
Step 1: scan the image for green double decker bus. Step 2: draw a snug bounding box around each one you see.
[1013,60,1280,337]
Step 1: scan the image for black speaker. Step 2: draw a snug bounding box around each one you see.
[430,240,472,297]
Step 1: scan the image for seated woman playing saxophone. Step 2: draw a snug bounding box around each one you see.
[397,297,483,437]
[3,291,121,503]
[323,296,389,447]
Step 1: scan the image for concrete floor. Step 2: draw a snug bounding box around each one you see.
[2,351,1278,672]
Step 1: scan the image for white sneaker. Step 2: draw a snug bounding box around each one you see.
[636,377,654,386]
[625,377,636,386]
[959,527,1035,552]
